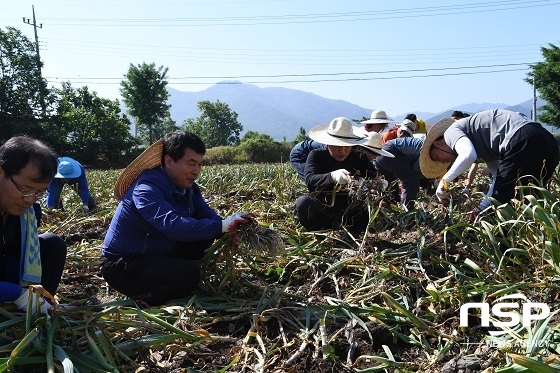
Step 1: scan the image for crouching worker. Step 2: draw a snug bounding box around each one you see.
[295,117,378,232]
[0,137,67,315]
[373,136,434,210]
[47,157,96,213]
[101,131,252,306]
[420,110,560,221]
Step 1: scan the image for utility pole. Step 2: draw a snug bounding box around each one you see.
[532,75,537,122]
[23,5,46,116]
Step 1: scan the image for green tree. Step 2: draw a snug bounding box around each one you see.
[120,62,170,145]
[48,82,134,167]
[182,100,243,147]
[526,43,560,126]
[292,126,309,144]
[137,111,177,144]
[0,26,48,142]
[239,131,288,162]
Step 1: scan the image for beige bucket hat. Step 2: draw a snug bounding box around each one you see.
[358,131,395,157]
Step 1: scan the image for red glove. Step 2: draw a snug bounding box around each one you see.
[221,212,254,233]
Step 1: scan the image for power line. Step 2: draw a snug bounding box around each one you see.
[46,65,531,86]
[37,0,560,26]
[238,68,529,84]
[42,37,547,54]
[45,62,535,81]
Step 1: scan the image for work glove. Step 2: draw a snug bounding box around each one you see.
[379,179,389,191]
[436,180,450,201]
[13,288,53,315]
[461,187,471,195]
[330,169,350,185]
[82,205,90,213]
[221,212,253,233]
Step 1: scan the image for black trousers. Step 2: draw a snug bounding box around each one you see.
[100,238,214,306]
[295,194,369,232]
[38,233,67,296]
[493,123,560,203]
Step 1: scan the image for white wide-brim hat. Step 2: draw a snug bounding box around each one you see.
[308,117,368,146]
[419,118,456,178]
[357,130,395,157]
[360,109,394,125]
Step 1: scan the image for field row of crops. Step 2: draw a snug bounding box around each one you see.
[2,163,559,372]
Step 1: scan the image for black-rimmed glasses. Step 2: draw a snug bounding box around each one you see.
[9,175,49,199]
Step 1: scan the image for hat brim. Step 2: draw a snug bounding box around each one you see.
[419,118,456,178]
[114,139,164,201]
[359,119,393,125]
[308,124,369,146]
[398,126,414,137]
[360,144,395,158]
[55,157,82,178]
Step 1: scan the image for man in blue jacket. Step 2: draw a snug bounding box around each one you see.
[46,157,96,212]
[0,136,67,315]
[101,131,252,306]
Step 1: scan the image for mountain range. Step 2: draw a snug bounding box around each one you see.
[166,81,554,141]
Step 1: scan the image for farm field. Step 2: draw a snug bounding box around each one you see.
[2,162,560,372]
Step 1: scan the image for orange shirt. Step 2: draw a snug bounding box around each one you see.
[381,126,398,144]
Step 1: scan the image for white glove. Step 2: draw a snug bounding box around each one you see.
[82,205,90,213]
[330,169,350,185]
[13,288,53,315]
[461,187,471,194]
[436,180,450,200]
[379,179,389,191]
[221,211,251,233]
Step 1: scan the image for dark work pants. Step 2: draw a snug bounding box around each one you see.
[100,238,214,306]
[493,123,560,204]
[295,194,368,232]
[38,233,67,296]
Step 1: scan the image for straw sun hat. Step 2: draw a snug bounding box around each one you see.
[358,131,395,157]
[419,118,456,178]
[308,117,368,146]
[113,139,164,201]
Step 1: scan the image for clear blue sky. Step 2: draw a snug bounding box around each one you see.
[3,0,559,117]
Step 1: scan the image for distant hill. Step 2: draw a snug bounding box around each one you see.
[164,82,556,140]
[167,82,372,141]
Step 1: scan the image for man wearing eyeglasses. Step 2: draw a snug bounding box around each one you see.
[0,136,67,315]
